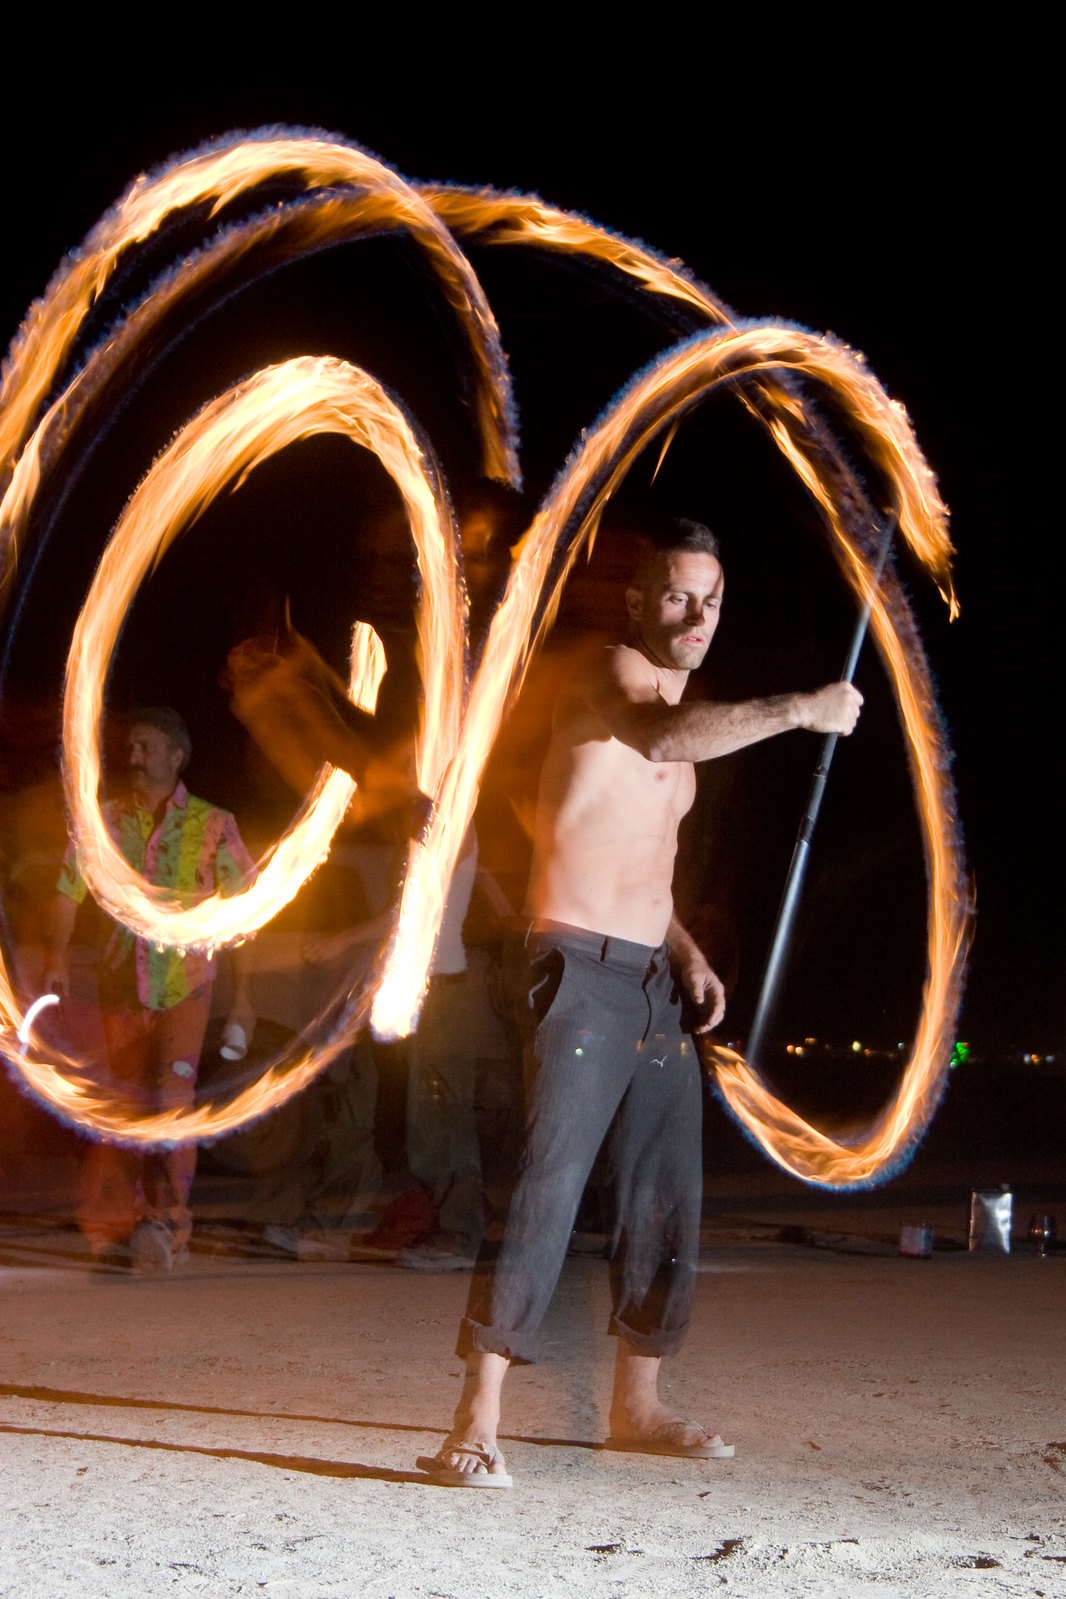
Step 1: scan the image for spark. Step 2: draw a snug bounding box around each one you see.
[16,993,59,1046]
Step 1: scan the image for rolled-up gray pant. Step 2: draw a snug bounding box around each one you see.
[458,921,702,1364]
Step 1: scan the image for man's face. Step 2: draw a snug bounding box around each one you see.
[626,549,724,672]
[127,724,183,794]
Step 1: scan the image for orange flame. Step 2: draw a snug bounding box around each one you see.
[427,186,958,616]
[1,134,518,584]
[0,355,463,1145]
[0,135,967,1185]
[64,355,463,953]
[373,323,969,1187]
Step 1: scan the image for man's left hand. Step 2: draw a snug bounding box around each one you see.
[679,953,726,1033]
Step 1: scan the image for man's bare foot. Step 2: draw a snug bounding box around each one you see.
[416,1434,512,1488]
[607,1347,734,1458]
[416,1351,513,1485]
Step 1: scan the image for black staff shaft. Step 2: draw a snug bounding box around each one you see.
[744,515,897,1069]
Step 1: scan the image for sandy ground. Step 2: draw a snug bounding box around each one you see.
[3,1207,1065,1599]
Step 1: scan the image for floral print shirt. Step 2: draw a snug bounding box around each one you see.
[57,782,254,1010]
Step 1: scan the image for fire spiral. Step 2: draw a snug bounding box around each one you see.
[0,129,969,1186]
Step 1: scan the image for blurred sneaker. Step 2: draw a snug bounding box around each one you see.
[88,1241,128,1275]
[398,1237,477,1272]
[262,1224,301,1257]
[130,1220,188,1276]
[262,1225,352,1262]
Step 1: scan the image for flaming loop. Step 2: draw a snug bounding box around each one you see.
[0,131,968,1185]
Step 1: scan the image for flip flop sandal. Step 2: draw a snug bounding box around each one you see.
[416,1444,514,1488]
[603,1423,734,1459]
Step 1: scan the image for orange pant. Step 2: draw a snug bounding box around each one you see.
[77,989,210,1252]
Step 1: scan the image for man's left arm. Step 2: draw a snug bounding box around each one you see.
[667,911,725,1033]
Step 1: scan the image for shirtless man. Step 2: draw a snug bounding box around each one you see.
[417,518,862,1487]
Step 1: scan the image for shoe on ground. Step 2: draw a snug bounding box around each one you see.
[263,1225,352,1262]
[88,1240,128,1274]
[398,1239,478,1272]
[262,1224,301,1257]
[416,1443,512,1487]
[130,1220,188,1276]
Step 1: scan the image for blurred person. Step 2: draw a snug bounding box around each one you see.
[418,517,863,1486]
[46,708,255,1274]
[225,608,500,1266]
[397,825,483,1272]
[224,611,425,1257]
[285,828,488,1268]
[257,836,397,1260]
[223,615,424,840]
[0,698,70,1000]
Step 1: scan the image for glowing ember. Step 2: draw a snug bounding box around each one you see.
[0,130,969,1185]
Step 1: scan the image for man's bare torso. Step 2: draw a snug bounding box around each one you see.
[526,643,695,946]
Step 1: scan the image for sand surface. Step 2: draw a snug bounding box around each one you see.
[3,1220,1065,1599]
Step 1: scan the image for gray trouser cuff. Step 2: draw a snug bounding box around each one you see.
[456,1316,537,1366]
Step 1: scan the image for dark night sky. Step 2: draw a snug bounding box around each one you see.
[0,44,1057,1059]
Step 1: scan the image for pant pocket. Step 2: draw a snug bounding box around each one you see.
[525,944,567,1031]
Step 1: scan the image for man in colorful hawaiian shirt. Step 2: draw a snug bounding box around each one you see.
[47,707,255,1273]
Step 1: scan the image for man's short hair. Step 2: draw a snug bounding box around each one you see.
[630,516,721,585]
[131,706,191,770]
